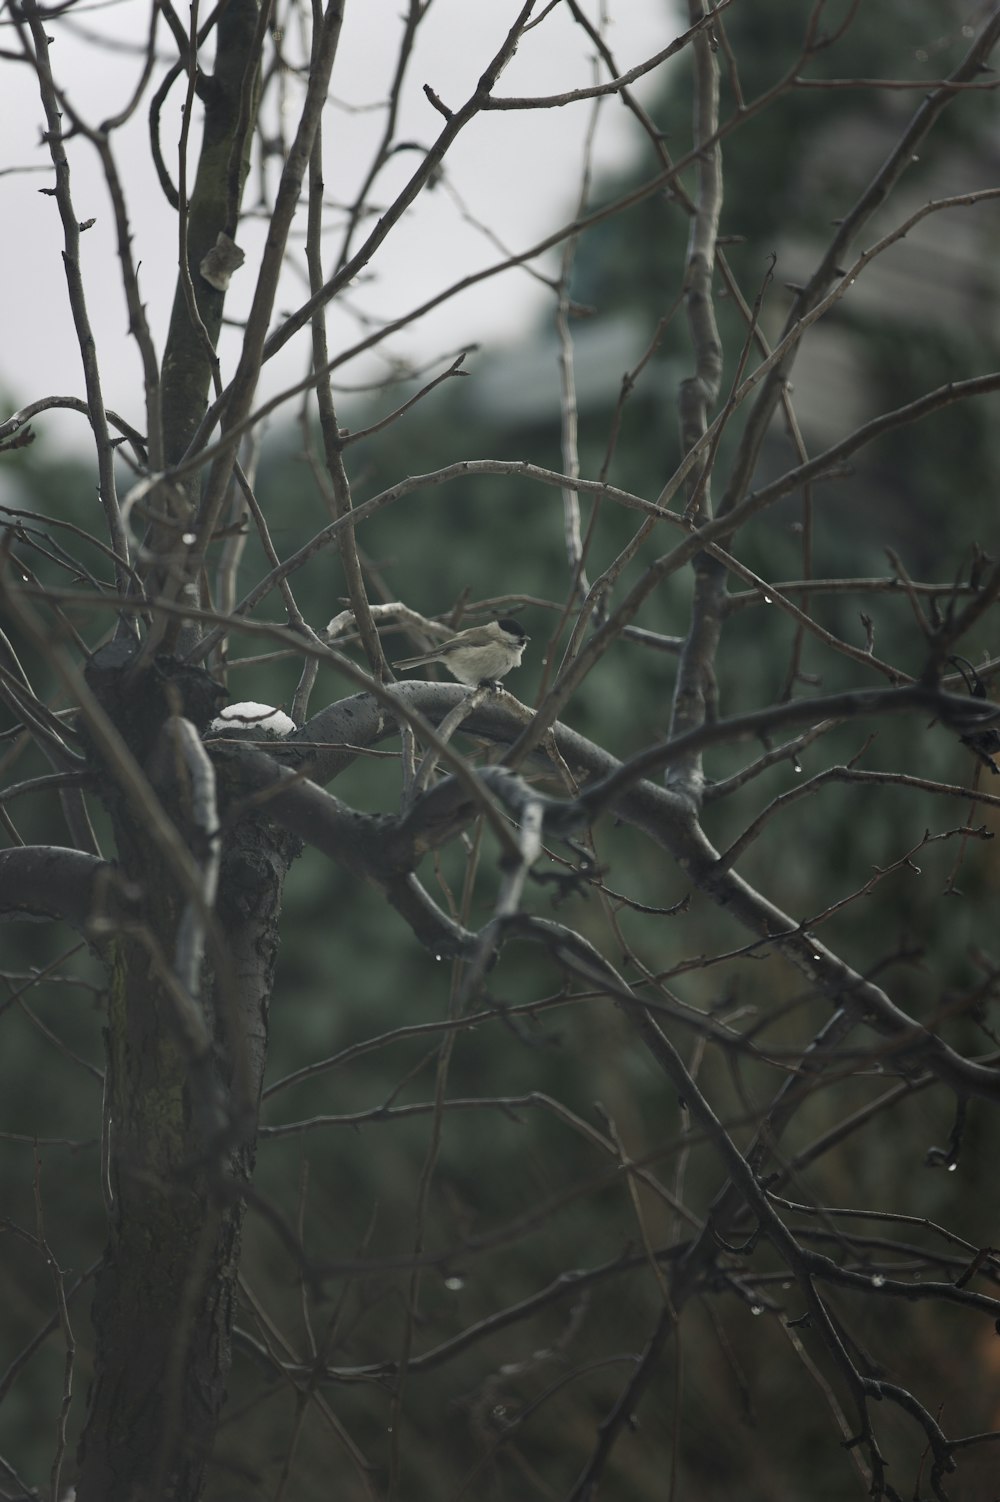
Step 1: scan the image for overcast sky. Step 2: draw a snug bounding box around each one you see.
[0,2,675,457]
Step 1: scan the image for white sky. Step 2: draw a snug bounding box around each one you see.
[1,1,676,456]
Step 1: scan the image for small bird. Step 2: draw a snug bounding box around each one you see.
[394,617,529,687]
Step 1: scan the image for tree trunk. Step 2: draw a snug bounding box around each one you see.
[160,0,262,466]
[75,648,299,1502]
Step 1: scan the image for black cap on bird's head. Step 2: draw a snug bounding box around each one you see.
[497,617,528,639]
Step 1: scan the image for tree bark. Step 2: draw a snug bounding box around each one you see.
[160,0,262,466]
[75,649,299,1502]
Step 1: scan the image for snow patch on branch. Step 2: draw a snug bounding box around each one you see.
[208,703,296,739]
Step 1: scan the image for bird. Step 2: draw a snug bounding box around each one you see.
[394,617,529,688]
